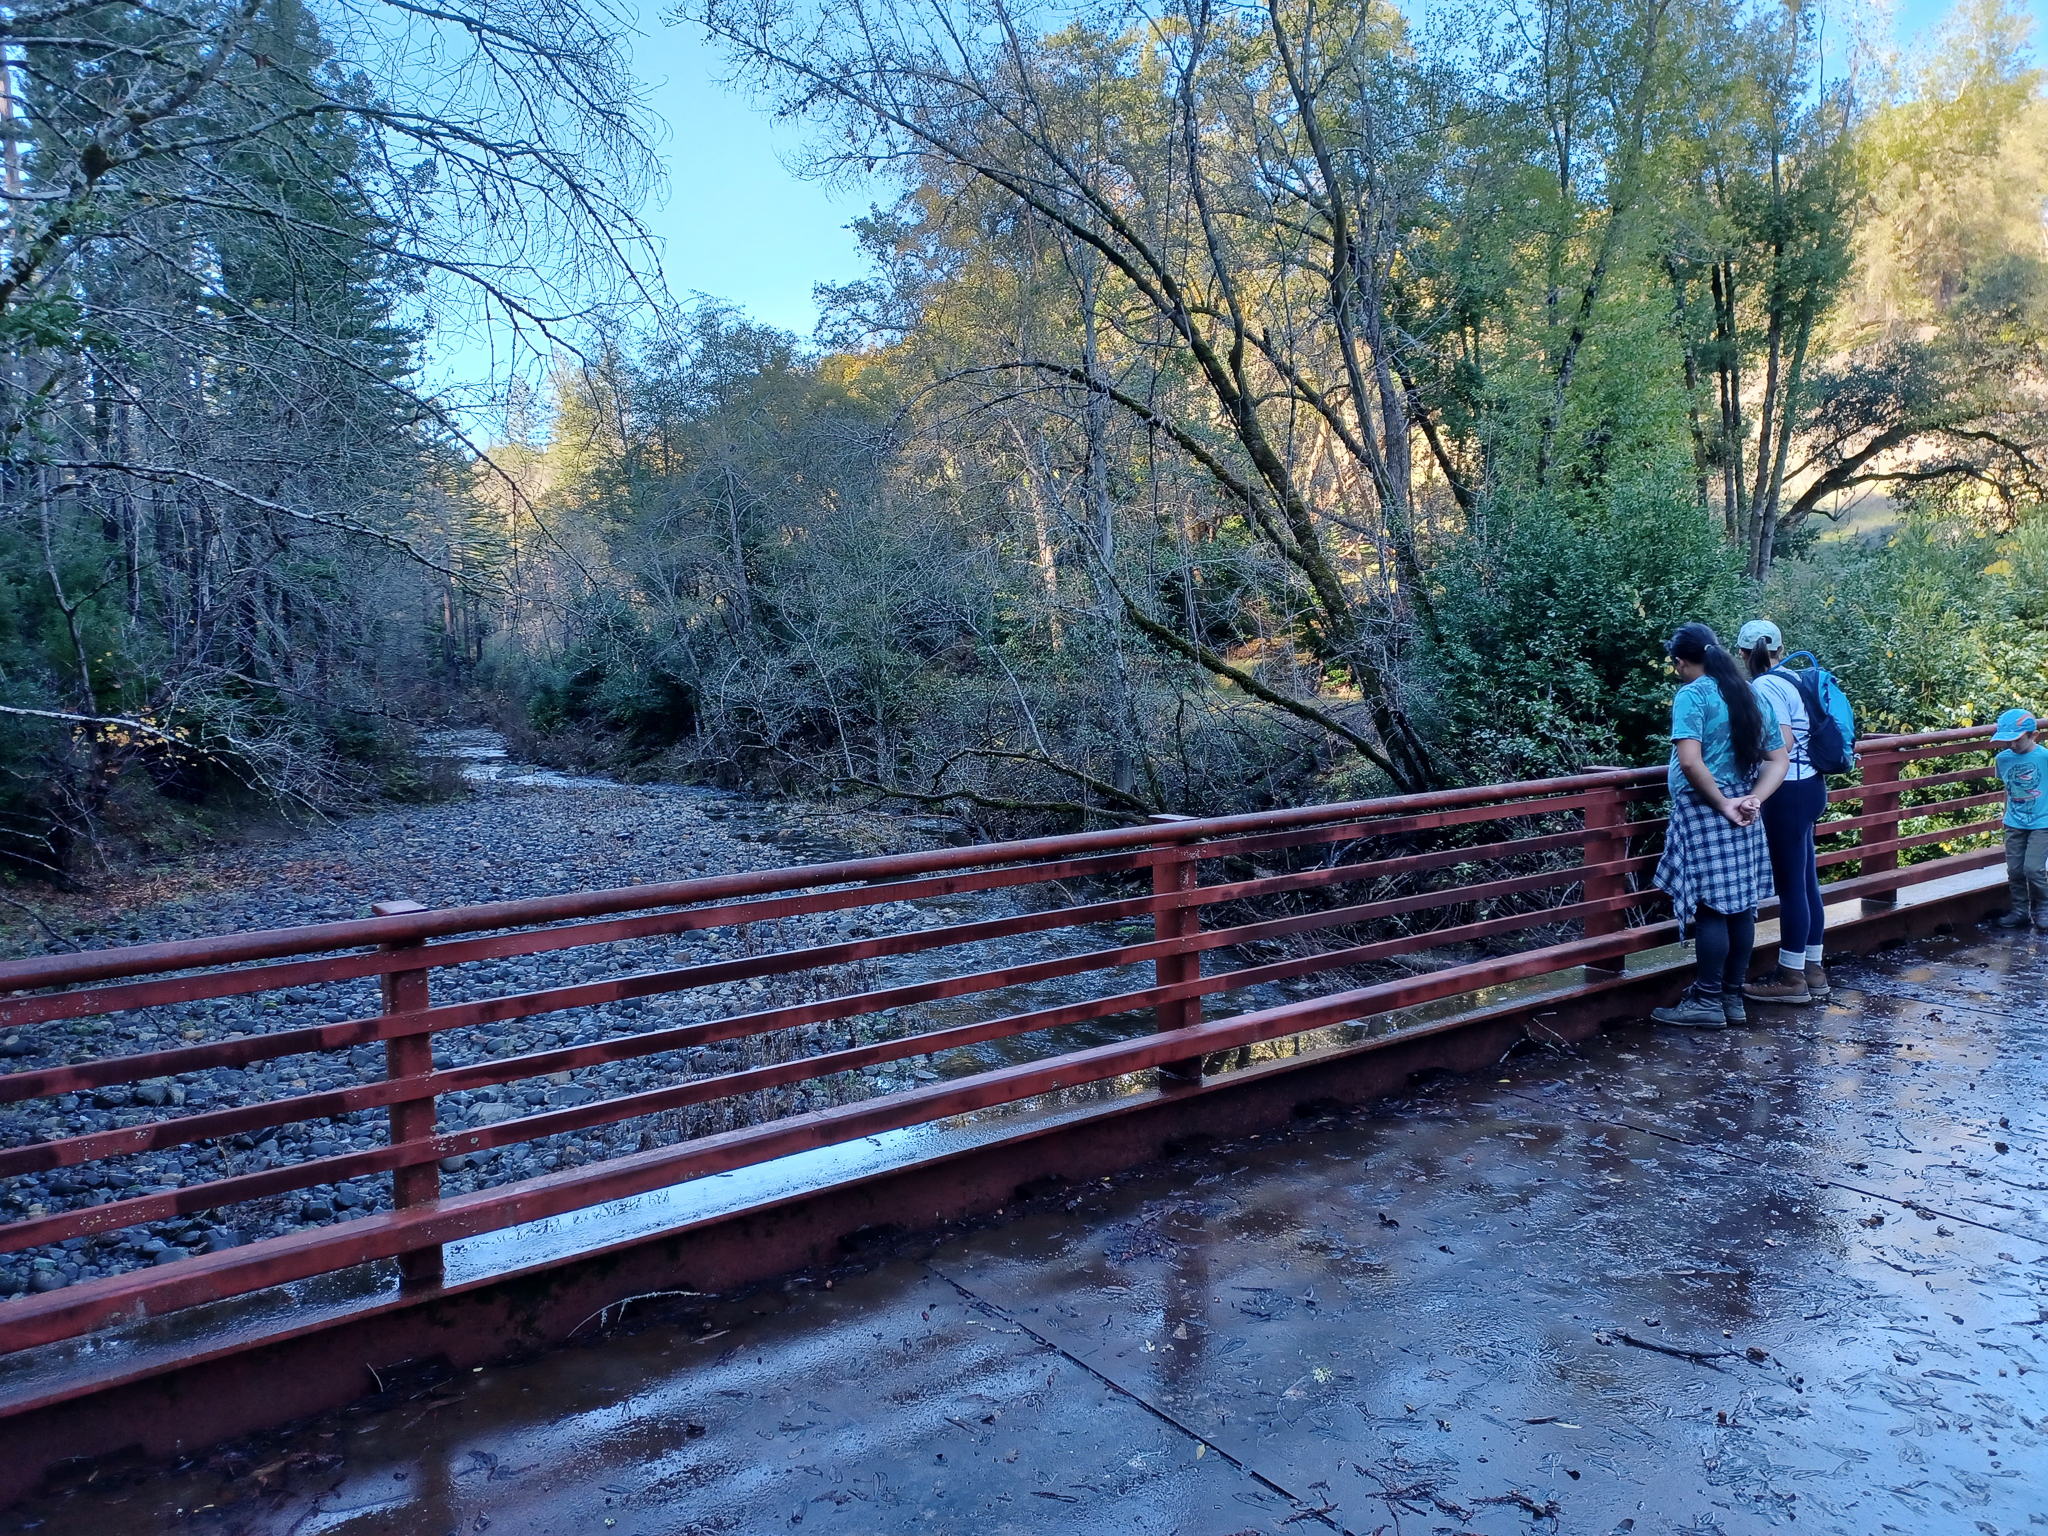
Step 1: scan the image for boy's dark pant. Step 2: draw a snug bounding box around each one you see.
[2008,826,2048,917]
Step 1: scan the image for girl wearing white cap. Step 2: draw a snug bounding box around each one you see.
[1738,620,1831,1002]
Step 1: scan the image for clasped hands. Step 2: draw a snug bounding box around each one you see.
[1718,793,1763,827]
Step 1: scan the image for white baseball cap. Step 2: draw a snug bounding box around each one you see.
[1736,619,1783,652]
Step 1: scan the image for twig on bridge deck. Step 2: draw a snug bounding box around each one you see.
[569,1288,708,1336]
[1278,1500,1339,1525]
[1519,1014,1586,1058]
[1477,1487,1563,1519]
[1350,1458,1472,1522]
[1615,1329,1735,1369]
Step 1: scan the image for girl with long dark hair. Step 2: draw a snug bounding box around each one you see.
[1651,622,1791,1028]
[1738,620,1831,1003]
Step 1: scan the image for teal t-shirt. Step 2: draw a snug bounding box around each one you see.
[1667,676,1781,797]
[1997,745,2048,830]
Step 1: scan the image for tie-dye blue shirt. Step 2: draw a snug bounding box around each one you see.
[1997,745,2048,830]
[1667,677,1781,798]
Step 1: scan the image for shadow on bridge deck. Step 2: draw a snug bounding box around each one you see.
[7,925,2045,1536]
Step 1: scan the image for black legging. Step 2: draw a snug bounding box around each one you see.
[1691,904,1757,996]
[1761,772,1827,955]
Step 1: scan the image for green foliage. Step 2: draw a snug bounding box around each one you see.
[1421,482,1749,779]
[1761,507,2048,733]
[12,0,2043,869]
[519,607,698,758]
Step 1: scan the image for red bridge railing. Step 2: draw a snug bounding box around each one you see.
[0,726,2006,1353]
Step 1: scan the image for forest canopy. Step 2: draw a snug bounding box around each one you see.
[4,0,2047,869]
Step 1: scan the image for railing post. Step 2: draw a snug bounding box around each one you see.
[375,898,442,1288]
[1148,815,1204,1085]
[1859,746,1902,912]
[1581,777,1627,973]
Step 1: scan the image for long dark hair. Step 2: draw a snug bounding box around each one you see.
[1667,622,1766,777]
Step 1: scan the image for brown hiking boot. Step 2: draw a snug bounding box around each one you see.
[1742,967,1812,1005]
[1804,962,1831,1001]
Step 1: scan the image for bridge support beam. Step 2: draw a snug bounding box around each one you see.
[1858,750,1903,912]
[1149,815,1204,1085]
[375,899,443,1290]
[1580,777,1630,974]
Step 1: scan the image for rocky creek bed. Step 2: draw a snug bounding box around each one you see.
[0,739,1195,1302]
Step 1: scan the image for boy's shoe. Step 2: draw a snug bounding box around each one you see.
[1722,992,1748,1025]
[1804,962,1832,1001]
[1996,909,2032,929]
[1742,967,1811,1005]
[1652,990,1728,1029]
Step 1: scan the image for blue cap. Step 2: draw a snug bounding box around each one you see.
[1991,708,2039,742]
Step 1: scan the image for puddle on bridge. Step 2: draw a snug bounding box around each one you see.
[7,928,2045,1536]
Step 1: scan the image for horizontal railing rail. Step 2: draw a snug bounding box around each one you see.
[0,726,2006,1354]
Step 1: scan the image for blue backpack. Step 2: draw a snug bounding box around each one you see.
[1769,652,1859,776]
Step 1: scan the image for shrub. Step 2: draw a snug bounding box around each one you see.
[1419,488,1747,781]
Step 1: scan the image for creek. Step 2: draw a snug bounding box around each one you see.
[0,731,1318,1301]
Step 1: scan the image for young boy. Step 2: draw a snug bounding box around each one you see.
[1992,708,2047,929]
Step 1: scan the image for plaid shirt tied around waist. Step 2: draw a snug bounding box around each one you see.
[1654,780,1775,937]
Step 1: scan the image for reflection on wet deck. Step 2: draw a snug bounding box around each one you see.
[9,921,2043,1536]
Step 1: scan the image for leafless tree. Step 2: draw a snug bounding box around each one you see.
[697,0,1463,789]
[0,0,658,866]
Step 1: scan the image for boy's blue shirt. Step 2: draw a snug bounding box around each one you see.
[1667,676,1781,798]
[1997,745,2048,830]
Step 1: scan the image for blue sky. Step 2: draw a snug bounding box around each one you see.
[621,4,872,337]
[424,0,2041,391]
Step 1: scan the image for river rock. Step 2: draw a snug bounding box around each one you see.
[0,735,961,1295]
